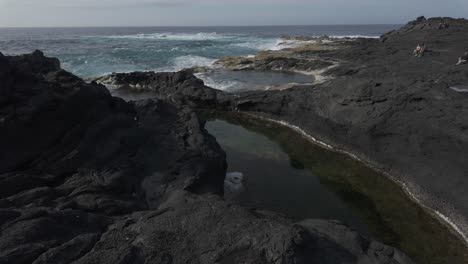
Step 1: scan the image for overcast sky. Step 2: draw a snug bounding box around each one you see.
[0,0,467,27]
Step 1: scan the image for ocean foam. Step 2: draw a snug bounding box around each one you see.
[237,36,376,52]
[195,73,241,91]
[103,32,234,41]
[232,38,283,51]
[329,35,380,39]
[164,55,216,72]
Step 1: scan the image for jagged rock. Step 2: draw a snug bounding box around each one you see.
[91,17,468,248]
[93,71,231,108]
[0,52,414,263]
[229,17,468,240]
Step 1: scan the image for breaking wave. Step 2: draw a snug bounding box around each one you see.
[103,32,235,41]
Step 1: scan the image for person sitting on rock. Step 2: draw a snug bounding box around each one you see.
[414,43,422,57]
[419,43,427,57]
[414,43,426,57]
[456,51,468,65]
[414,43,427,57]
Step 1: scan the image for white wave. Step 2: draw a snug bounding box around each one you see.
[232,38,283,51]
[103,32,234,41]
[271,39,319,50]
[195,73,241,91]
[156,55,216,72]
[329,35,380,39]
[244,35,379,52]
[113,47,130,51]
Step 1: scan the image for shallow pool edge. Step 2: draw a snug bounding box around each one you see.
[236,111,468,248]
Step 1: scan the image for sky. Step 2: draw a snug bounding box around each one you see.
[0,0,467,27]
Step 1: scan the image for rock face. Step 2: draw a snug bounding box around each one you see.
[215,48,333,72]
[214,54,333,72]
[213,40,342,73]
[0,52,413,263]
[231,17,468,238]
[94,17,468,244]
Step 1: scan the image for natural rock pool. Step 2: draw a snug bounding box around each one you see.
[106,87,467,264]
[196,70,314,92]
[205,113,468,264]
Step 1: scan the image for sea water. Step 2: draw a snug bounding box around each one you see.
[0,25,398,91]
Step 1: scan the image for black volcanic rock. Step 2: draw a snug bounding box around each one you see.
[91,17,468,245]
[230,17,468,238]
[71,191,414,264]
[0,54,226,211]
[0,52,225,262]
[0,52,413,263]
[93,71,232,108]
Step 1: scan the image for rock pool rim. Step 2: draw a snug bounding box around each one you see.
[214,110,468,248]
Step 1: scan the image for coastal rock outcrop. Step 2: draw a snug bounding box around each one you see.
[93,71,231,108]
[214,42,338,73]
[231,17,468,240]
[0,52,414,263]
[93,17,468,248]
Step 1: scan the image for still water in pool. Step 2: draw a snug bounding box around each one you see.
[207,119,371,234]
[205,114,468,264]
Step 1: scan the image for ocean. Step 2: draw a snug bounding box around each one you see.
[0,25,399,90]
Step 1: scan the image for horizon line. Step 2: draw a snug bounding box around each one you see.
[0,23,404,29]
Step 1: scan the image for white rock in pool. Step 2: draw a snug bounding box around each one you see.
[224,172,245,193]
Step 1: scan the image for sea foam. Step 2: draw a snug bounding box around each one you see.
[104,32,234,41]
[164,55,216,72]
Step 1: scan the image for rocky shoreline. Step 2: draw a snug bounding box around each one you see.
[212,37,342,83]
[0,52,416,263]
[1,16,468,263]
[223,17,468,245]
[209,17,468,246]
[92,17,468,258]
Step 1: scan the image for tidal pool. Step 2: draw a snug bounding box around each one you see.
[196,70,314,92]
[205,113,468,264]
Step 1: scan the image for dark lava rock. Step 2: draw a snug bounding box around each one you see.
[0,53,226,212]
[215,55,333,72]
[253,56,333,72]
[93,71,231,108]
[91,17,468,244]
[71,191,414,264]
[230,17,468,238]
[0,52,413,263]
